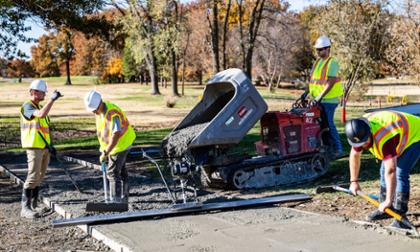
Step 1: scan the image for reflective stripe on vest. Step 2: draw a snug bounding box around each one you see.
[309,57,344,99]
[365,110,420,160]
[20,101,51,148]
[96,101,136,155]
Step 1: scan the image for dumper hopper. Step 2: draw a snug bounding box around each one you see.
[162,68,267,158]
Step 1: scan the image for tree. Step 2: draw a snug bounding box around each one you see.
[235,0,266,79]
[30,33,60,77]
[383,0,420,81]
[123,0,165,95]
[6,58,36,79]
[55,28,75,85]
[303,0,392,98]
[254,11,308,90]
[182,2,212,84]
[0,2,33,58]
[2,0,113,59]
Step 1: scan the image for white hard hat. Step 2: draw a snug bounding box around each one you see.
[84,90,102,112]
[29,79,47,93]
[314,35,331,49]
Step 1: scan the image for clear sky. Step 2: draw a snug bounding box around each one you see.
[16,0,326,58]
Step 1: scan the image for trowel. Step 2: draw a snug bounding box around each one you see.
[85,161,128,212]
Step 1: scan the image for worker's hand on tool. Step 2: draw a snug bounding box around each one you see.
[51,90,63,101]
[99,151,108,163]
[49,146,57,157]
[378,200,392,212]
[349,181,360,196]
[309,99,318,107]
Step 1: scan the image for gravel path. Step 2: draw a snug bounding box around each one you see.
[0,171,110,251]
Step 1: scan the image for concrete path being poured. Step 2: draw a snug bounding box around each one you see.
[1,152,420,252]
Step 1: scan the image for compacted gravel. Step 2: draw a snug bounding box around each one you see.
[0,171,110,252]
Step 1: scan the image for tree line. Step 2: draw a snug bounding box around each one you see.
[0,0,419,96]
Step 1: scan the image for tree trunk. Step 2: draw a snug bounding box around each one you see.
[65,59,72,85]
[198,70,203,85]
[236,0,246,71]
[222,0,232,69]
[146,53,159,95]
[171,48,179,96]
[207,0,220,74]
[181,57,185,96]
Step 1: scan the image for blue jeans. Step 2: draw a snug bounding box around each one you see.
[380,141,420,193]
[320,102,343,153]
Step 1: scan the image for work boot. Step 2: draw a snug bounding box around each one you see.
[121,179,129,203]
[366,187,392,221]
[20,188,39,219]
[109,181,122,203]
[31,187,50,214]
[390,192,411,229]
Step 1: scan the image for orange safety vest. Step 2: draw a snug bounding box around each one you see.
[365,110,420,160]
[20,101,51,148]
[96,101,136,155]
[309,57,344,99]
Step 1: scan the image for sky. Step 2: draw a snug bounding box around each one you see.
[16,0,326,58]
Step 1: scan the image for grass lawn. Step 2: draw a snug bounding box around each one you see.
[1,76,418,194]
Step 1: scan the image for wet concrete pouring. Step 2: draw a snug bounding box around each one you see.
[1,150,420,251]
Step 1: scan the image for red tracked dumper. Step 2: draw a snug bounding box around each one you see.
[162,69,335,190]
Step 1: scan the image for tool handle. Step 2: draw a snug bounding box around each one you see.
[357,192,402,221]
[334,185,378,200]
[102,161,109,203]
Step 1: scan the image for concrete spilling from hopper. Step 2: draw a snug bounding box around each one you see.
[161,123,209,158]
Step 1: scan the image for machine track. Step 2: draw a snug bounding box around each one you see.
[203,152,330,190]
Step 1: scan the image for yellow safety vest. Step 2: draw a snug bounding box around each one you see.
[364,111,420,160]
[20,101,51,148]
[96,101,136,155]
[309,57,344,99]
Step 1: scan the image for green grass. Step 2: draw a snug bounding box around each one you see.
[0,76,99,87]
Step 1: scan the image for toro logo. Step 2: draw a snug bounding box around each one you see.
[237,106,248,118]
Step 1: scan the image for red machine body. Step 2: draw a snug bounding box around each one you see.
[255,106,322,157]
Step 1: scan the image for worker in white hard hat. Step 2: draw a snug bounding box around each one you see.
[309,35,344,159]
[20,80,62,219]
[84,90,136,203]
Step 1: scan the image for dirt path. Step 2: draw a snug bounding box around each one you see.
[0,171,110,251]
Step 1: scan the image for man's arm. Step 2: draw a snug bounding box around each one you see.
[104,131,121,155]
[379,157,397,212]
[349,147,362,195]
[315,76,340,102]
[33,99,55,118]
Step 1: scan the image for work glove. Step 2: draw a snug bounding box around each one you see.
[51,90,63,101]
[300,91,309,101]
[309,99,318,107]
[49,146,57,157]
[99,151,108,163]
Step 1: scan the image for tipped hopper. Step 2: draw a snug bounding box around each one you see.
[162,69,267,157]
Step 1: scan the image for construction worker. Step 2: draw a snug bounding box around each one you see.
[345,110,420,229]
[20,80,62,218]
[84,90,136,203]
[309,35,344,158]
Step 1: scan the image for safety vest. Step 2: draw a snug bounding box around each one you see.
[96,101,136,155]
[364,110,420,160]
[309,57,344,99]
[20,101,51,148]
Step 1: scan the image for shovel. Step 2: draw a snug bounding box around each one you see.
[85,161,128,212]
[334,185,419,236]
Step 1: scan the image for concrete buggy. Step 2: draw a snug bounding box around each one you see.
[161,68,337,191]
